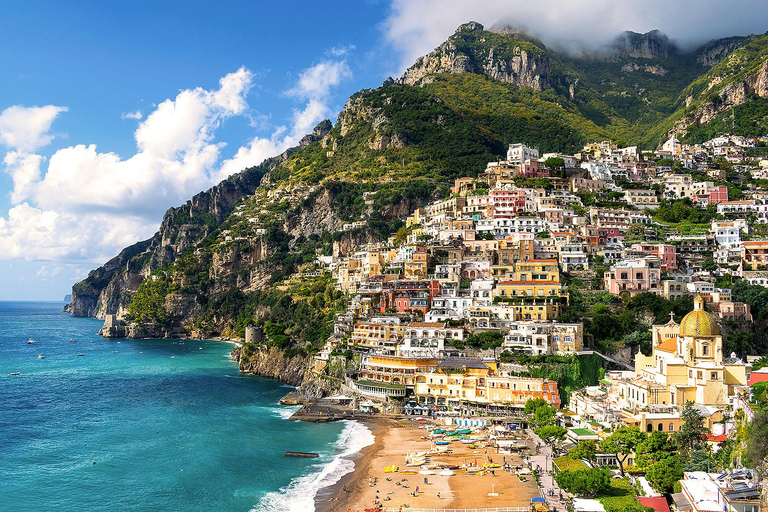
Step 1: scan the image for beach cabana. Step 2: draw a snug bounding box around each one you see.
[326,394,353,406]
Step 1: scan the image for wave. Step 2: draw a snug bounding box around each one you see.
[253,420,375,512]
[271,406,300,420]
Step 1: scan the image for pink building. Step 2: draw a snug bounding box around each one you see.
[631,243,677,270]
[489,187,526,216]
[604,257,662,296]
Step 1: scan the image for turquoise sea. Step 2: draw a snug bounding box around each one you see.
[0,301,372,511]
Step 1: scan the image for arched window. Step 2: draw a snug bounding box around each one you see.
[646,423,653,433]
[658,423,664,431]
[668,423,675,432]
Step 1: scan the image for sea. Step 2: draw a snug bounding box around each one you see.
[0,301,373,511]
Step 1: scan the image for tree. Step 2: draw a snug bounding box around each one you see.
[555,469,610,497]
[569,440,597,461]
[535,425,567,445]
[601,427,646,476]
[636,431,676,470]
[747,410,768,475]
[646,457,683,494]
[702,256,717,272]
[675,403,708,460]
[525,397,557,427]
[683,449,717,472]
[524,397,549,414]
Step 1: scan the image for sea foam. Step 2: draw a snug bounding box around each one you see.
[253,420,375,512]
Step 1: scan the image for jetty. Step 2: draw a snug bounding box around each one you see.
[278,391,307,406]
[289,398,364,422]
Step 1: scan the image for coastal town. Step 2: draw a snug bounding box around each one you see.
[280,137,768,511]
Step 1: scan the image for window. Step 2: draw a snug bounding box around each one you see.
[702,344,708,356]
[669,423,675,432]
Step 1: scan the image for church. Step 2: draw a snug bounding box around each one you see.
[634,296,749,408]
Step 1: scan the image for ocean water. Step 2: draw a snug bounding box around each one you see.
[0,301,372,511]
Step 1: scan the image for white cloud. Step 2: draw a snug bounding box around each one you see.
[122,110,143,120]
[287,60,352,103]
[383,0,768,72]
[0,59,352,264]
[328,45,356,57]
[0,105,68,151]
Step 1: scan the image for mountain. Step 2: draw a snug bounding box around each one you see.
[69,22,768,344]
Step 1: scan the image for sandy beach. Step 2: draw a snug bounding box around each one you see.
[318,418,540,512]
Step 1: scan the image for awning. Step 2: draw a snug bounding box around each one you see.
[672,493,692,511]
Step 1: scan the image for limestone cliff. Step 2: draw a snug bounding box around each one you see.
[400,22,553,92]
[232,345,339,396]
[70,122,332,320]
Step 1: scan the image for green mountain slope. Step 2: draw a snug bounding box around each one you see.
[70,22,768,343]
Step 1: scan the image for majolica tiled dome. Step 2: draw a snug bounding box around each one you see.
[679,296,720,337]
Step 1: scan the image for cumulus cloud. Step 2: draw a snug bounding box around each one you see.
[122,110,143,120]
[0,105,68,151]
[0,59,352,264]
[214,58,352,182]
[383,0,768,71]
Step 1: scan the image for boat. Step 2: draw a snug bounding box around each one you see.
[456,429,472,434]
[384,465,399,473]
[37,355,45,359]
[27,339,36,344]
[8,372,20,376]
[77,353,85,356]
[435,441,449,445]
[418,470,436,475]
[438,469,455,476]
[400,470,418,475]
[284,451,319,458]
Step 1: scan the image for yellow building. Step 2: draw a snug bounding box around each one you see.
[512,259,561,282]
[634,296,749,408]
[413,359,560,410]
[350,321,407,352]
[357,354,438,398]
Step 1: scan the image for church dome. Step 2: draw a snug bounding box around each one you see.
[679,296,720,337]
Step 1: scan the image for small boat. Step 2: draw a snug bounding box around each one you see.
[435,441,449,446]
[418,470,436,475]
[37,355,45,359]
[384,465,399,473]
[8,372,20,376]
[77,353,85,357]
[400,470,418,475]
[27,339,36,344]
[284,451,319,458]
[439,469,455,476]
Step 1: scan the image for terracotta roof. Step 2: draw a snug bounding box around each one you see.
[408,322,445,328]
[656,338,678,353]
[638,497,671,512]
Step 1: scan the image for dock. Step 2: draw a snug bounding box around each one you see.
[279,392,307,406]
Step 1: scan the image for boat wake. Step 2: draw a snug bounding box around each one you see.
[253,420,374,512]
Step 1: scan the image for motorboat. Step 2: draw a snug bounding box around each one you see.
[37,355,45,359]
[8,372,20,376]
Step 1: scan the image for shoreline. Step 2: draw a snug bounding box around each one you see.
[315,418,388,512]
[315,417,541,512]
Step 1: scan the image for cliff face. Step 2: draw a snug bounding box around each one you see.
[232,345,338,396]
[610,30,677,60]
[400,22,552,92]
[671,51,768,138]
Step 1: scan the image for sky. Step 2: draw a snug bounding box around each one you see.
[1,0,767,300]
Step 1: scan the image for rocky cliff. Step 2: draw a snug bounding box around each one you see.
[69,123,332,319]
[670,36,768,138]
[400,22,553,92]
[232,345,339,396]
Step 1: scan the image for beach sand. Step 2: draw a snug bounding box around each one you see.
[319,419,540,512]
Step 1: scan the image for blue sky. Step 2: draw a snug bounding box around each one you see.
[1,0,767,300]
